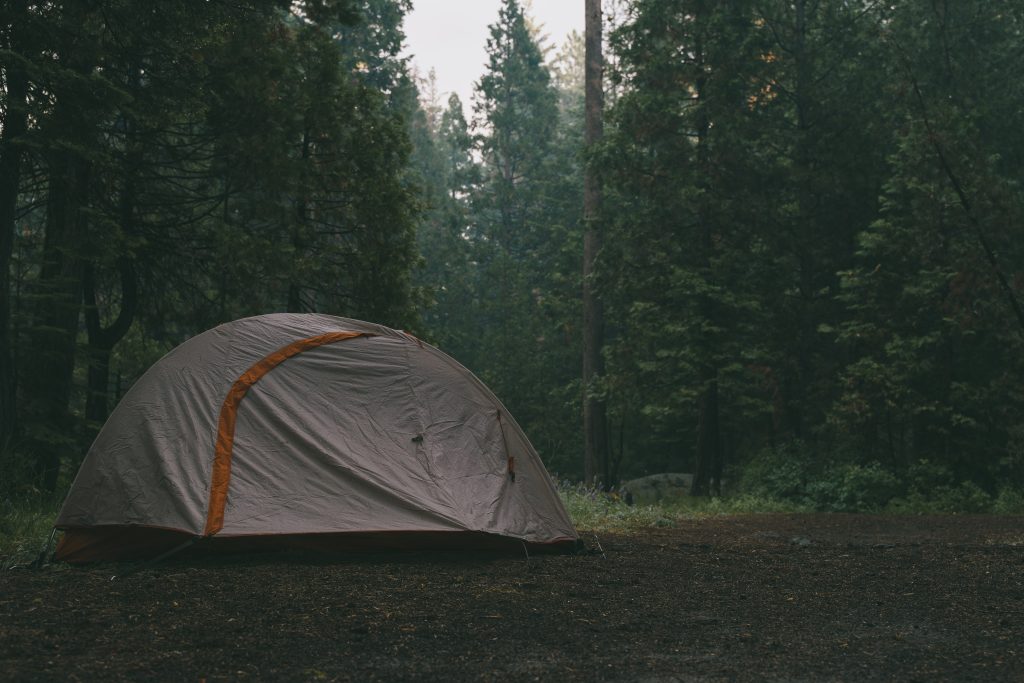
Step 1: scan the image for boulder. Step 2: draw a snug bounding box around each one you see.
[621,473,694,505]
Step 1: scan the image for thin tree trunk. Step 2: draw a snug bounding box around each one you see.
[0,0,29,448]
[83,258,137,425]
[691,372,721,496]
[24,147,89,490]
[689,20,722,496]
[22,39,95,490]
[582,0,608,486]
[789,0,812,440]
[84,81,142,426]
[288,130,311,313]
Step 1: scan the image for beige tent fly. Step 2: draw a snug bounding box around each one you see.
[55,314,577,562]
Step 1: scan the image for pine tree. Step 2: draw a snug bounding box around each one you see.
[469,0,559,411]
[0,0,31,449]
[582,0,608,487]
[2,0,420,491]
[412,92,479,353]
[748,0,891,447]
[424,0,585,473]
[601,0,773,489]
[832,0,1024,486]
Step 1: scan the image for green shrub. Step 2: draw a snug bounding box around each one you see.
[882,459,1003,513]
[738,441,816,501]
[993,487,1024,514]
[739,442,904,512]
[736,448,1022,514]
[905,459,955,492]
[888,481,993,513]
[806,462,902,512]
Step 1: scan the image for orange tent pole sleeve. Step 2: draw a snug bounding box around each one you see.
[203,331,369,537]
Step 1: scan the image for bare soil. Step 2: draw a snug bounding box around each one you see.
[2,514,1023,682]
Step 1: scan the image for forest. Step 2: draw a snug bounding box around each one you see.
[2,0,1023,513]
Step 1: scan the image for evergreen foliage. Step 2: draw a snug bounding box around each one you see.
[580,0,1024,498]
[2,0,419,491]
[2,0,1022,509]
[413,0,583,474]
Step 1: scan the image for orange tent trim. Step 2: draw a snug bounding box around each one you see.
[203,331,369,536]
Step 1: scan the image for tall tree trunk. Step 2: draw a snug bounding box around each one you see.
[691,371,721,496]
[22,38,95,490]
[689,21,721,496]
[24,147,89,490]
[84,78,142,426]
[582,0,608,486]
[83,258,137,425]
[0,0,29,449]
[288,130,311,313]
[790,0,813,440]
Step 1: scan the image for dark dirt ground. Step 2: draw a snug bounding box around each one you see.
[2,514,1023,682]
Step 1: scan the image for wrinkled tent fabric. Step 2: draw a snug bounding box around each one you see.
[55,314,577,562]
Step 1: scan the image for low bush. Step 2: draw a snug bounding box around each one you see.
[992,487,1024,514]
[734,446,1024,513]
[558,481,810,532]
[888,481,994,514]
[804,462,902,512]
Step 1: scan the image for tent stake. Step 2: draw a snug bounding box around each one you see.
[28,528,57,570]
[111,536,200,581]
[591,533,606,559]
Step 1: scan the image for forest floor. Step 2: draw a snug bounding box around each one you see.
[1,514,1023,682]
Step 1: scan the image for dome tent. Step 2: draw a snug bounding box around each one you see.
[55,314,577,562]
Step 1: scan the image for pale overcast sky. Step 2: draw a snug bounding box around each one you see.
[403,0,584,114]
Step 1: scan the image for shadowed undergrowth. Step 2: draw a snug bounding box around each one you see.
[4,477,1024,565]
[0,494,62,569]
[558,479,1024,533]
[559,487,810,533]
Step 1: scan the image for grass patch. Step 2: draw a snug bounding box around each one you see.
[560,487,811,533]
[562,482,1024,534]
[0,448,74,568]
[0,494,60,569]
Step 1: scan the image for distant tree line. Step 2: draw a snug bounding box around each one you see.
[3,0,1023,507]
[412,0,1024,503]
[590,0,1024,500]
